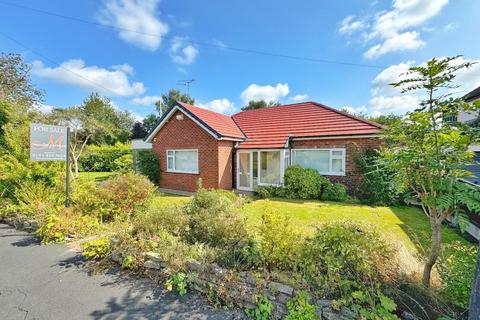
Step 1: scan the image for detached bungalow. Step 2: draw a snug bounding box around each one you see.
[145,101,383,193]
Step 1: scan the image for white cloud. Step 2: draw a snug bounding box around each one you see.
[444,23,454,30]
[96,0,169,51]
[33,103,56,114]
[342,105,368,116]
[339,16,367,35]
[32,59,145,97]
[240,83,289,103]
[351,57,480,116]
[339,0,449,59]
[131,95,160,106]
[129,110,145,122]
[289,94,309,102]
[364,31,424,59]
[112,63,134,75]
[170,37,198,65]
[197,99,235,114]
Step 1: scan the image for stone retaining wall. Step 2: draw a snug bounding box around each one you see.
[140,251,357,319]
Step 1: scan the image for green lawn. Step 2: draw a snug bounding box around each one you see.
[78,171,115,183]
[150,193,471,258]
[243,198,469,254]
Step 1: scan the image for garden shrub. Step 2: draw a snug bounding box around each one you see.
[82,238,110,260]
[285,291,317,320]
[355,149,402,205]
[79,143,130,172]
[254,185,287,199]
[35,208,102,244]
[133,204,189,237]
[113,154,133,172]
[74,173,155,222]
[283,165,327,199]
[322,182,349,202]
[437,241,477,309]
[245,295,273,320]
[109,229,156,267]
[185,187,248,248]
[151,229,214,271]
[259,208,301,270]
[300,221,391,297]
[165,272,191,296]
[11,179,64,218]
[280,165,349,202]
[217,236,264,270]
[36,213,64,244]
[136,150,160,183]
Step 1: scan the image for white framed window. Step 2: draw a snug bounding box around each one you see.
[292,148,346,176]
[166,149,199,174]
[258,150,282,186]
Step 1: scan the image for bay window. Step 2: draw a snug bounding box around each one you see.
[166,149,199,174]
[292,148,345,176]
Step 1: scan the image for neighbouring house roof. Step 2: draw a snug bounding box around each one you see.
[232,102,383,149]
[464,86,480,102]
[145,101,383,147]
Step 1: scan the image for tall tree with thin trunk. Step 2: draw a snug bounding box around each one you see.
[49,93,130,177]
[384,56,480,287]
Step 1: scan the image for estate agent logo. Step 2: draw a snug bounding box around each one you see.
[30,123,68,161]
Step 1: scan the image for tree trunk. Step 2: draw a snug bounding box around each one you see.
[423,220,442,287]
[73,156,79,178]
[469,245,480,320]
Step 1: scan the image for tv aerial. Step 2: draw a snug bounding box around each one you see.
[177,79,196,94]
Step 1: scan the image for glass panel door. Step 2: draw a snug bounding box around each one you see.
[238,152,252,190]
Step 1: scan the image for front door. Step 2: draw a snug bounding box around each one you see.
[237,151,252,190]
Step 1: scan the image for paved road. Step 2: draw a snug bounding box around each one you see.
[0,224,243,320]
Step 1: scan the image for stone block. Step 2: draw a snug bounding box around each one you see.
[269,281,294,296]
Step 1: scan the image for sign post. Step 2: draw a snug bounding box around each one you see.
[30,123,70,207]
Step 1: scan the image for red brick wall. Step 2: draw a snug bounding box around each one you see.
[291,137,382,194]
[218,141,234,190]
[152,110,219,192]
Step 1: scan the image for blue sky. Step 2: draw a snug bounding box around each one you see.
[1,0,479,119]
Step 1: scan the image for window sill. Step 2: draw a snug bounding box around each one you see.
[320,172,346,177]
[166,170,199,175]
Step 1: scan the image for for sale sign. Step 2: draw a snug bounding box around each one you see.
[30,123,68,161]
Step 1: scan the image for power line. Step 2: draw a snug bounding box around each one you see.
[0,0,389,70]
[0,31,123,97]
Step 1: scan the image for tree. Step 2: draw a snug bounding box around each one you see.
[155,89,194,116]
[0,53,62,198]
[0,53,43,105]
[49,93,133,177]
[367,114,402,127]
[142,113,159,133]
[241,100,281,111]
[131,122,147,139]
[130,114,159,139]
[81,92,134,144]
[384,56,480,287]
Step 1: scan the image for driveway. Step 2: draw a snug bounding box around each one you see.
[0,224,243,320]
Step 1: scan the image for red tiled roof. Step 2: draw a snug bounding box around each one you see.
[232,102,383,149]
[178,102,245,139]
